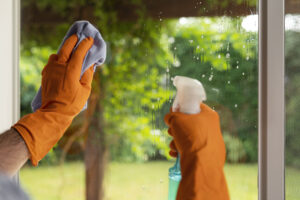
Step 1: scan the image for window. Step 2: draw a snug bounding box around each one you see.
[19,1,259,199]
[7,0,295,200]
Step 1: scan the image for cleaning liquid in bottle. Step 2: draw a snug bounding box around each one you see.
[168,155,181,200]
[168,76,206,200]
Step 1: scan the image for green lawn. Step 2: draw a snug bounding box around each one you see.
[20,161,300,200]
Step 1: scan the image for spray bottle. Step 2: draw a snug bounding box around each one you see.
[168,76,207,200]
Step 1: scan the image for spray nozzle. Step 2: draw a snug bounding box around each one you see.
[172,76,206,114]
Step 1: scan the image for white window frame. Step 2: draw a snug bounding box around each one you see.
[0,0,20,132]
[0,0,20,183]
[259,0,285,199]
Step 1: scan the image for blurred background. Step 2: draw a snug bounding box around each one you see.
[19,0,299,200]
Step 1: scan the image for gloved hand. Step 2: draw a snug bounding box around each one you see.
[13,35,94,166]
[164,103,230,200]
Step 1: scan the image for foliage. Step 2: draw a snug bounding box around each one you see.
[21,0,300,166]
[21,0,174,162]
[166,18,258,162]
[285,31,300,168]
[20,46,54,116]
[20,1,299,166]
[223,133,246,162]
[94,1,174,161]
[20,15,259,162]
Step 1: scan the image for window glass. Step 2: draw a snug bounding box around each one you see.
[285,1,300,199]
[20,1,258,199]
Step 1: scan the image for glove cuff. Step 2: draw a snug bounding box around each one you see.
[12,110,73,166]
[13,124,39,166]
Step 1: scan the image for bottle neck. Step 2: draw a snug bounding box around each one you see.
[179,102,201,114]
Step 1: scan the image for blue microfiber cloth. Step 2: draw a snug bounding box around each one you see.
[31,21,107,112]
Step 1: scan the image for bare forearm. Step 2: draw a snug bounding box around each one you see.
[0,129,29,177]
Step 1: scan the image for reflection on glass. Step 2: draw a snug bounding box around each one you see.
[20,1,258,200]
[285,11,300,200]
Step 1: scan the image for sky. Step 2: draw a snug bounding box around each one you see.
[178,15,300,32]
[242,14,300,32]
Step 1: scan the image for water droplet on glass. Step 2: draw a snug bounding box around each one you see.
[173,56,181,67]
[168,37,175,44]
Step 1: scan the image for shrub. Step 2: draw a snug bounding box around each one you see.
[223,133,247,163]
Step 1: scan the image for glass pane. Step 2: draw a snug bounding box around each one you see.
[285,1,300,199]
[20,1,258,199]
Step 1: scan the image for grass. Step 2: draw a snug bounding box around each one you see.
[20,161,300,200]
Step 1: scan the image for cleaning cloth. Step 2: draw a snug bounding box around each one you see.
[31,20,107,112]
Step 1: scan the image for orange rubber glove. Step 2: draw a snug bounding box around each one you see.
[164,103,230,200]
[13,35,94,166]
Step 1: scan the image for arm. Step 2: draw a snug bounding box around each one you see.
[0,129,29,177]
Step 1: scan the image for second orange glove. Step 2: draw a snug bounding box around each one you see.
[165,104,230,200]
